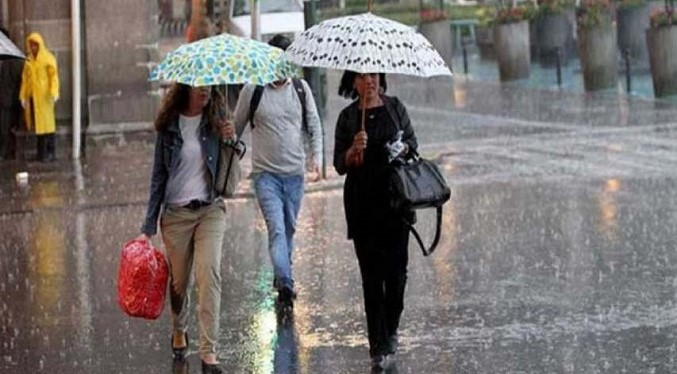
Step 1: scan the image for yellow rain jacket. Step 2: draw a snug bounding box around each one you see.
[19,33,59,135]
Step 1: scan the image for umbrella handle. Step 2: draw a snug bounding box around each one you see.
[225,85,230,120]
[216,85,231,121]
[368,0,373,12]
[358,99,366,165]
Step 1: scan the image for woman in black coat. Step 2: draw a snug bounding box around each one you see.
[333,71,418,371]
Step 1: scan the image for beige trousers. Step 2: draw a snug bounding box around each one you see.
[160,200,226,357]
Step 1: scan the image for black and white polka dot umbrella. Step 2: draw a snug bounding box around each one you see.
[285,12,452,77]
[0,31,24,60]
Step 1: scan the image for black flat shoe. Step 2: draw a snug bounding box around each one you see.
[172,332,188,360]
[201,360,224,374]
[276,286,296,308]
[387,333,399,355]
[370,354,386,371]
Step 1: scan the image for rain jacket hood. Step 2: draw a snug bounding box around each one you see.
[19,32,59,134]
[26,33,50,60]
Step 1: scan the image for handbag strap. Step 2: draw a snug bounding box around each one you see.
[221,148,236,196]
[220,140,246,196]
[404,206,443,257]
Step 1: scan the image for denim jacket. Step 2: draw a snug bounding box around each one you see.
[141,116,221,236]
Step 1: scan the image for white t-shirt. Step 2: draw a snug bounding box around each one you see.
[165,114,209,206]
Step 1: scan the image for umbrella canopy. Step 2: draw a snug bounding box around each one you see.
[285,12,451,77]
[0,31,25,60]
[149,34,298,87]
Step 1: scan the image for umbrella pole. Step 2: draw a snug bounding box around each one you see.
[225,85,230,120]
[358,97,366,165]
[367,0,373,12]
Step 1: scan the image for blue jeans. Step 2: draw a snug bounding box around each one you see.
[253,172,304,292]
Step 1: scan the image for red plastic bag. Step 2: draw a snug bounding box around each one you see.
[117,238,169,320]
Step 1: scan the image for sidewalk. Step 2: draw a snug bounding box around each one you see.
[3,70,677,373]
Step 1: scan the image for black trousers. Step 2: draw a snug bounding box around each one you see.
[35,133,55,161]
[0,108,11,159]
[353,223,409,357]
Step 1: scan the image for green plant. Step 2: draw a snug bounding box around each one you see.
[615,0,646,9]
[650,5,677,27]
[318,3,481,26]
[318,3,422,24]
[537,0,576,14]
[478,2,537,26]
[419,6,448,22]
[577,0,614,29]
[445,4,483,21]
[498,4,537,24]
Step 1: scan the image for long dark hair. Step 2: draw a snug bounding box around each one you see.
[154,83,224,132]
[338,71,387,100]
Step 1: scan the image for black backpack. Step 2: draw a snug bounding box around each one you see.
[248,78,307,133]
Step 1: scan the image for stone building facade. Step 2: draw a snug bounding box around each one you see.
[0,0,417,146]
[2,0,160,135]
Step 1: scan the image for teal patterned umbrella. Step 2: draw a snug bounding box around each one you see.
[149,34,297,87]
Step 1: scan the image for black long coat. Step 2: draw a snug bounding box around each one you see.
[333,95,418,239]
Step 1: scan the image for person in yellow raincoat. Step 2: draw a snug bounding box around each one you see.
[19,32,59,162]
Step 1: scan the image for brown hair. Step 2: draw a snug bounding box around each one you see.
[154,83,224,132]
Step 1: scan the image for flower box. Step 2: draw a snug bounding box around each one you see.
[646,15,677,97]
[577,0,618,91]
[494,20,531,81]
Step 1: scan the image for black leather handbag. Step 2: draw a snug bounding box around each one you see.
[388,150,450,256]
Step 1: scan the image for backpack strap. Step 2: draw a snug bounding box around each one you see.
[248,79,307,132]
[291,78,308,134]
[248,85,264,129]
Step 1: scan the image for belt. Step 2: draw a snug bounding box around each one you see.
[181,199,211,210]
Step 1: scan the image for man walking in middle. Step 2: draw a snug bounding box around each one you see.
[228,34,323,309]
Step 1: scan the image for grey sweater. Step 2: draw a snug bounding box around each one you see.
[233,79,323,176]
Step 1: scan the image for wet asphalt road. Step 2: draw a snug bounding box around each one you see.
[2,73,677,374]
